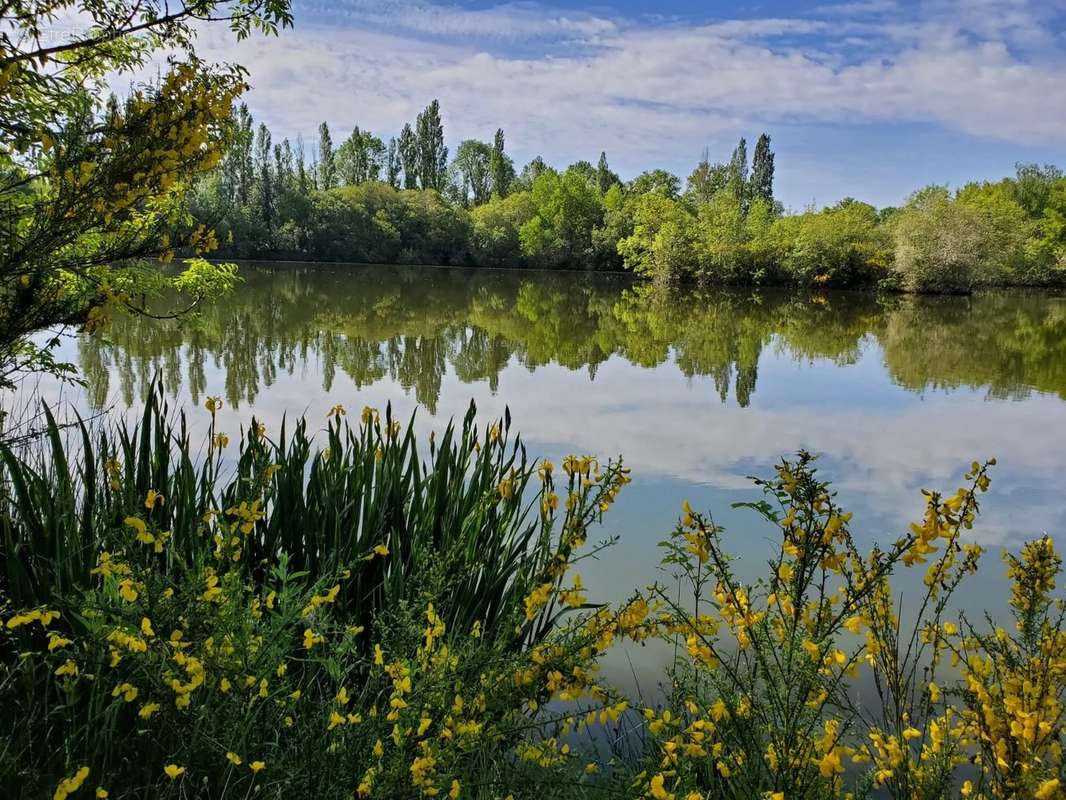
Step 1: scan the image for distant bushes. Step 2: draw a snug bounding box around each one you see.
[193,162,1066,293]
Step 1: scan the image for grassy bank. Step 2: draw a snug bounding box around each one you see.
[1,392,1063,799]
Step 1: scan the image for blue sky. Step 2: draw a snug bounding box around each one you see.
[195,0,1066,208]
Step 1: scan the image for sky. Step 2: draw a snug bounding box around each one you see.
[186,0,1066,209]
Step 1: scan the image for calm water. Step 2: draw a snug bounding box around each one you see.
[37,262,1066,681]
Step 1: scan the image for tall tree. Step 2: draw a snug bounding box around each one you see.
[596,151,616,195]
[453,139,493,206]
[386,137,401,189]
[415,100,448,191]
[230,103,255,205]
[490,128,514,198]
[337,126,386,185]
[295,135,308,195]
[273,142,285,192]
[278,138,294,190]
[317,121,336,190]
[685,147,729,203]
[727,137,749,207]
[519,156,547,189]
[398,123,419,189]
[254,123,274,228]
[750,133,775,204]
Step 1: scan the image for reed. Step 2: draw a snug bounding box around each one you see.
[0,383,608,649]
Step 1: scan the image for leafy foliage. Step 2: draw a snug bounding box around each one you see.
[0,1,292,384]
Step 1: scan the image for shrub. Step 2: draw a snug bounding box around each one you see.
[630,453,1066,800]
[773,199,889,288]
[891,188,989,293]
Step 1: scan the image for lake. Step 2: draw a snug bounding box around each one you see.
[39,261,1066,683]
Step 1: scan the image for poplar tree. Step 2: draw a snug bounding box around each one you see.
[295,135,308,195]
[415,100,448,191]
[386,137,401,188]
[596,152,616,194]
[750,133,775,204]
[234,104,255,205]
[727,137,749,208]
[399,123,418,189]
[490,128,513,198]
[279,138,294,190]
[317,121,336,189]
[254,123,274,228]
[454,139,493,206]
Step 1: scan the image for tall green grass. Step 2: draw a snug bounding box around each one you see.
[0,384,576,648]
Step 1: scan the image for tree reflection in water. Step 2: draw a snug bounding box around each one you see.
[77,262,1066,412]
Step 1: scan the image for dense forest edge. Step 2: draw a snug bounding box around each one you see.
[190,101,1066,294]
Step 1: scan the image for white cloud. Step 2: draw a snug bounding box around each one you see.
[298,0,619,41]
[200,0,1066,142]
[94,0,1066,204]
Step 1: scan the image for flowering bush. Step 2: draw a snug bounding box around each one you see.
[632,453,1065,800]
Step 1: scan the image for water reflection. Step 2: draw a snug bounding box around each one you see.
[62,263,1066,685]
[78,263,1066,413]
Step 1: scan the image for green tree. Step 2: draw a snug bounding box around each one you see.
[274,138,294,192]
[317,121,336,189]
[727,137,748,207]
[337,126,386,186]
[1027,177,1066,280]
[0,0,292,387]
[694,191,749,283]
[295,134,309,195]
[415,100,448,191]
[453,139,493,206]
[591,183,631,269]
[386,137,401,189]
[629,169,681,198]
[1013,162,1063,218]
[596,152,618,195]
[516,156,547,191]
[471,192,536,265]
[772,198,887,287]
[750,133,774,204]
[398,123,418,190]
[891,187,987,293]
[254,122,274,231]
[956,179,1032,282]
[518,169,603,268]
[490,128,514,198]
[617,193,697,281]
[567,160,597,186]
[685,150,728,204]
[224,103,255,206]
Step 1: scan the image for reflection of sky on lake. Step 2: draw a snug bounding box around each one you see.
[23,264,1066,686]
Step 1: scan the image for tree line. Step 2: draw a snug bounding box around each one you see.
[191,100,1066,293]
[79,265,1066,417]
